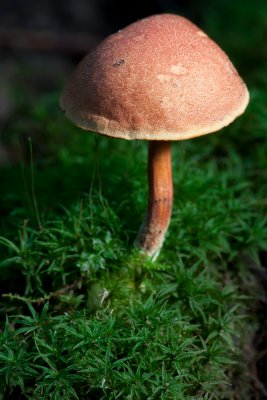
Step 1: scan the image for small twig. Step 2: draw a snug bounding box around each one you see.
[99,288,109,306]
[2,277,84,305]
[2,293,50,305]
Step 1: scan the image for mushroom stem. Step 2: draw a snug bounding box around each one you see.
[135,140,173,260]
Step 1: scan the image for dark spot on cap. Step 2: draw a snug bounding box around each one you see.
[113,59,125,67]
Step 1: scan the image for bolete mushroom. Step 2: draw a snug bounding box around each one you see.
[60,14,249,261]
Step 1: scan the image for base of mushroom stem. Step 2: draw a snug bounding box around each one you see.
[135,246,162,262]
[134,223,167,262]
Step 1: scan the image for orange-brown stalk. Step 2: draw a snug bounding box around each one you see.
[136,141,173,260]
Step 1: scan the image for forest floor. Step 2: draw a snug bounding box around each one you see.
[1,1,267,399]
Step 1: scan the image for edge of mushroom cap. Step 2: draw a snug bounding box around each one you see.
[60,85,249,141]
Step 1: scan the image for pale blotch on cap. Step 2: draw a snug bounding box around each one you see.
[61,14,249,141]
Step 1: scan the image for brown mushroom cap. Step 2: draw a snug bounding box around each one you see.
[61,14,249,140]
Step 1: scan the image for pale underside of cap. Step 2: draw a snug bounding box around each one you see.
[61,14,249,141]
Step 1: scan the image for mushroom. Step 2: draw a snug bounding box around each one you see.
[60,14,249,261]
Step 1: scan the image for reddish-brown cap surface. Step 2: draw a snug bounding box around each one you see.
[61,14,249,140]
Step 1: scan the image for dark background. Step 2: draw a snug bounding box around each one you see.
[0,0,202,37]
[0,0,197,162]
[2,0,264,162]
